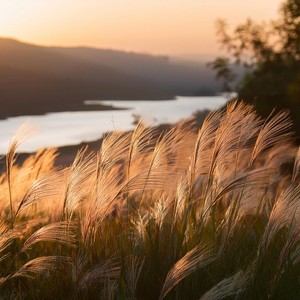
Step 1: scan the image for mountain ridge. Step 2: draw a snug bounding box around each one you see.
[0,38,222,118]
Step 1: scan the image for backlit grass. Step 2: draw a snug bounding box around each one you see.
[0,101,299,299]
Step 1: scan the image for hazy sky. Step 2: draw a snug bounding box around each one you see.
[0,0,282,57]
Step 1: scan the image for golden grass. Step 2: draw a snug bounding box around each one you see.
[0,100,299,299]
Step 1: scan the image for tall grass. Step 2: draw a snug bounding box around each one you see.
[0,101,300,299]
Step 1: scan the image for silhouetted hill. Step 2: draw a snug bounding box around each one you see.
[0,38,222,118]
[52,47,221,95]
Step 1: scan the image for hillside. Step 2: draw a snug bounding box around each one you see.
[0,38,222,118]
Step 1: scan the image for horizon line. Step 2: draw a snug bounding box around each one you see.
[0,35,219,61]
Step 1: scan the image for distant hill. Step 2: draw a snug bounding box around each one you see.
[0,38,222,118]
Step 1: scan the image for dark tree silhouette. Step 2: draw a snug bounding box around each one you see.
[209,0,300,134]
[207,57,236,91]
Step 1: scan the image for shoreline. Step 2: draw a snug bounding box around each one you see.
[0,97,178,120]
[0,123,173,171]
[0,102,127,120]
[0,109,210,171]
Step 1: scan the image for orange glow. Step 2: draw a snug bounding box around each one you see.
[0,0,282,56]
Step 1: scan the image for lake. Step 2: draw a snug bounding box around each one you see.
[0,96,227,154]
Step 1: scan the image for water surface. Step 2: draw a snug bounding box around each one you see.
[0,96,227,154]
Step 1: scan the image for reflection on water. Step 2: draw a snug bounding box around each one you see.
[0,96,227,154]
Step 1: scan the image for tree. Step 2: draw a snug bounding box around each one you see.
[209,0,300,133]
[207,57,236,91]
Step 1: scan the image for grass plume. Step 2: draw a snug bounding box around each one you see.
[0,101,300,299]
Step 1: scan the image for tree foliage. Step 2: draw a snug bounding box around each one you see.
[207,57,236,91]
[210,0,300,133]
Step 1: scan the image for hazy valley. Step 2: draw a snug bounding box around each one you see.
[0,38,223,118]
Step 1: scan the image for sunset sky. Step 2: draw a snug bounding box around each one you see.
[0,0,282,57]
